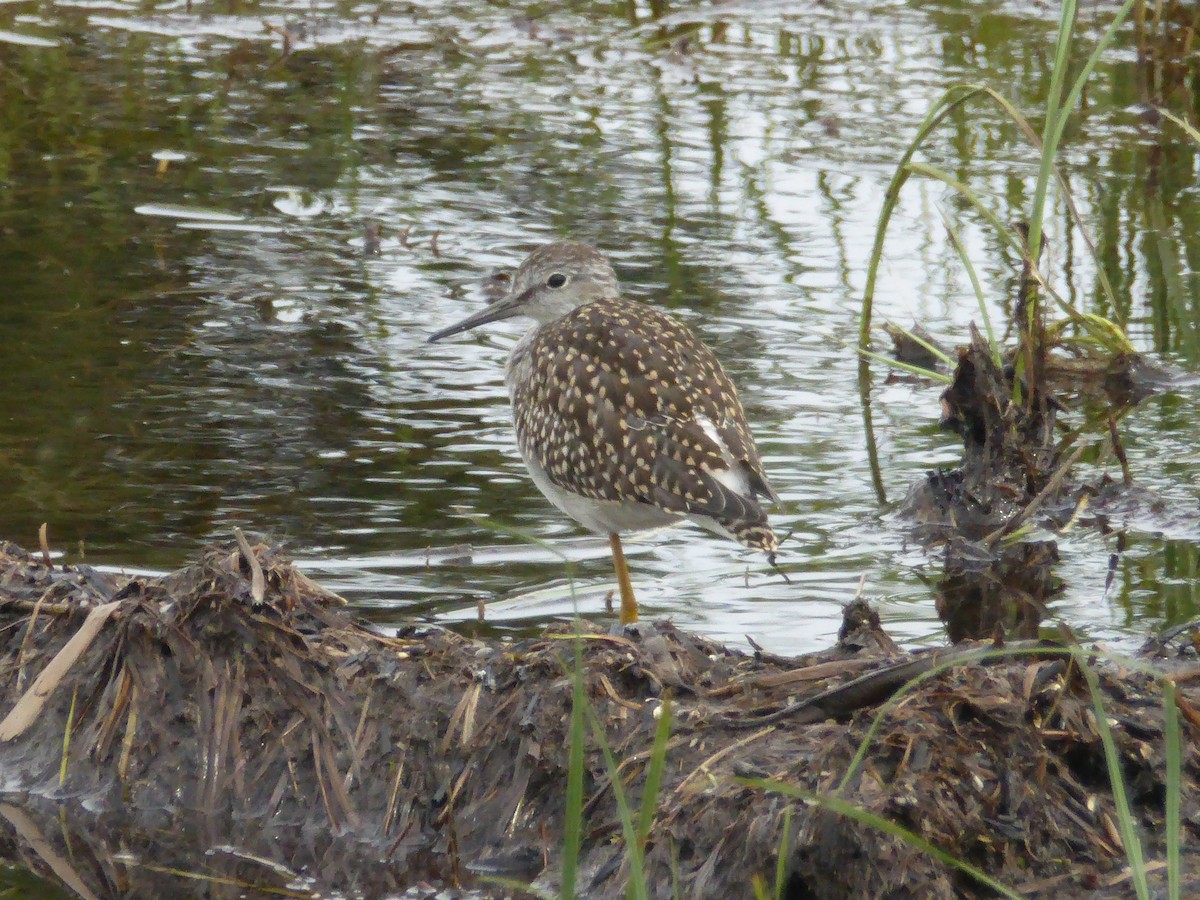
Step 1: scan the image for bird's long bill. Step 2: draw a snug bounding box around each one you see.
[426,287,532,343]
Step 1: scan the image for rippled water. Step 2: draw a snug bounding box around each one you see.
[0,0,1198,660]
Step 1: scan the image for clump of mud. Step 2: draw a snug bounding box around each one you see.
[0,541,1196,897]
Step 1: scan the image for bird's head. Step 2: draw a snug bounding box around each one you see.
[428,241,619,342]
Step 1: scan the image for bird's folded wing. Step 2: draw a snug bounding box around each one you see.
[512,299,777,524]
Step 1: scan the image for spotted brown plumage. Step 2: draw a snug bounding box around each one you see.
[428,240,780,624]
[509,297,778,555]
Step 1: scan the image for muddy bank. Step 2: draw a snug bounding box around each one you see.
[0,539,1196,898]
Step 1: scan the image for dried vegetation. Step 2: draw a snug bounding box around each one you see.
[0,540,1196,897]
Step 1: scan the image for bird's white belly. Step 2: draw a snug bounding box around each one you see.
[522,452,682,536]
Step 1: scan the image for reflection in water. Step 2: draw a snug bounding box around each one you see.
[0,0,1195,660]
[936,541,1061,643]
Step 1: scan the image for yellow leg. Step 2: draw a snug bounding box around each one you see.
[608,533,638,625]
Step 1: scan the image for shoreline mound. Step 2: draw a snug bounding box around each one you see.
[0,539,1196,898]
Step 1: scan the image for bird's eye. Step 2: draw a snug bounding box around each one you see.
[546,273,567,289]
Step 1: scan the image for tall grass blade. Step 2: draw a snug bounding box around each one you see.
[1044,0,1137,328]
[1077,651,1150,900]
[559,626,587,900]
[855,346,952,383]
[59,686,77,787]
[945,83,1120,319]
[635,699,672,853]
[883,325,955,367]
[460,512,590,900]
[1026,0,1077,264]
[585,704,649,900]
[859,61,1131,355]
[1027,0,1135,325]
[774,806,793,899]
[858,84,990,350]
[908,161,1130,351]
[1049,0,1139,165]
[1158,108,1200,145]
[835,645,997,795]
[485,876,553,899]
[905,163,1031,260]
[1164,678,1182,900]
[938,209,999,364]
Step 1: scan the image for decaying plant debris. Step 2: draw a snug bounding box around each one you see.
[0,540,1197,898]
[894,297,1189,643]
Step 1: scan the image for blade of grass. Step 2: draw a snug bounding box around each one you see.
[1065,311,1136,353]
[466,514,667,900]
[1076,650,1150,900]
[774,806,793,899]
[859,77,1124,353]
[854,346,952,383]
[1042,0,1137,328]
[483,876,552,899]
[943,84,1121,319]
[884,324,956,367]
[970,83,1122,323]
[833,643,1114,800]
[859,370,888,505]
[1158,107,1200,145]
[59,686,77,787]
[122,862,315,897]
[741,779,1023,899]
[907,163,1035,261]
[669,839,682,899]
[823,640,1180,900]
[835,644,1003,795]
[1163,678,1181,900]
[938,208,1000,364]
[859,83,992,350]
[1026,0,1078,267]
[1048,0,1140,170]
[458,512,592,900]
[585,703,649,900]
[560,625,587,900]
[907,161,1132,352]
[1026,0,1136,327]
[781,642,1172,900]
[635,699,672,853]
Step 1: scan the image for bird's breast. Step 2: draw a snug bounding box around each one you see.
[505,325,540,397]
